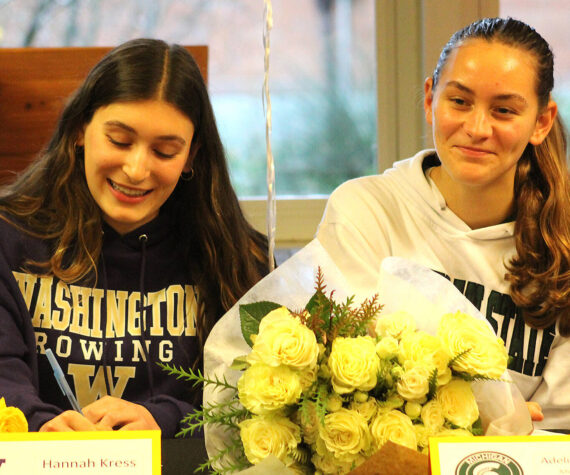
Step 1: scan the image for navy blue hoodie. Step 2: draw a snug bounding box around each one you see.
[0,212,198,437]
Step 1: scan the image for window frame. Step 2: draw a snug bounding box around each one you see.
[241,0,498,249]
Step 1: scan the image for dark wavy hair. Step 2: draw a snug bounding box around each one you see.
[432,17,570,336]
[0,38,270,358]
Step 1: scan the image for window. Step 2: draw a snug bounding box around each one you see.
[0,0,377,248]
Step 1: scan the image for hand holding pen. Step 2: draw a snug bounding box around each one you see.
[45,348,83,415]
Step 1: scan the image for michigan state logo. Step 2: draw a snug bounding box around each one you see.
[456,451,523,475]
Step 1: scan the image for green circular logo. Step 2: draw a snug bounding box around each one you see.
[456,451,523,475]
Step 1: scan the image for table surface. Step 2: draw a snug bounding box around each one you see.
[160,431,570,474]
[162,437,208,475]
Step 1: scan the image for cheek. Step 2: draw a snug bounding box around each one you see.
[432,106,460,139]
[154,161,187,188]
[498,123,535,152]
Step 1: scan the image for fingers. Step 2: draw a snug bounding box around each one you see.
[39,410,98,432]
[526,401,544,421]
[83,396,160,431]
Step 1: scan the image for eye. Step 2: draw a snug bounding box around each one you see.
[153,149,177,159]
[495,106,515,115]
[153,142,183,159]
[106,135,131,148]
[450,97,468,107]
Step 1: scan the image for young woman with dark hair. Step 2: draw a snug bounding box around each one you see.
[0,39,270,436]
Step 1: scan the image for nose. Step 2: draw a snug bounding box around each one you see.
[463,107,492,139]
[122,147,150,183]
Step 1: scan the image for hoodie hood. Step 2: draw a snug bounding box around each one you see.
[390,150,515,241]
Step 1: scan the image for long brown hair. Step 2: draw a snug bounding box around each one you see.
[432,18,570,335]
[0,39,270,356]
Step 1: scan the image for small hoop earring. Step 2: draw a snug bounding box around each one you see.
[180,169,195,182]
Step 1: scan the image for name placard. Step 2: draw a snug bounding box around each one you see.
[0,430,160,475]
[429,434,570,475]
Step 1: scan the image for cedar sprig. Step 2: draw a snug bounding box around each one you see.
[326,294,382,342]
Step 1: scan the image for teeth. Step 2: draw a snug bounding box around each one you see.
[110,181,147,197]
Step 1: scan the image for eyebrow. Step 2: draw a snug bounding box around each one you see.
[103,120,187,145]
[443,80,529,105]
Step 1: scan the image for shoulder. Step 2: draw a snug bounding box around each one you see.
[0,213,49,266]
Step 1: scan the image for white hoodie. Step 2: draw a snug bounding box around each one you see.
[317,149,570,430]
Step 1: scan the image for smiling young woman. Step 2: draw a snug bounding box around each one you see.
[0,39,271,436]
[80,100,196,235]
[316,17,570,430]
[424,39,557,229]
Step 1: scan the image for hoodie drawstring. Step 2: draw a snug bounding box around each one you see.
[138,234,155,398]
[100,252,112,396]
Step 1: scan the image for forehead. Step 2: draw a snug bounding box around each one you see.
[438,39,538,98]
[90,100,194,136]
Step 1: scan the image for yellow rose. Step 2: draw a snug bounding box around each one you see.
[437,311,508,378]
[435,427,474,437]
[414,423,429,448]
[396,365,430,402]
[239,414,301,465]
[238,363,302,414]
[375,336,399,360]
[298,364,318,392]
[328,336,379,394]
[0,398,27,432]
[369,409,417,452]
[318,408,371,461]
[248,307,319,371]
[436,378,479,428]
[376,393,404,413]
[349,398,378,422]
[312,447,366,475]
[375,310,416,340]
[420,399,444,433]
[398,332,452,386]
[404,401,422,420]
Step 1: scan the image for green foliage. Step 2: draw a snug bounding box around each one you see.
[471,418,484,436]
[238,268,382,349]
[239,301,282,347]
[312,382,330,426]
[448,348,472,369]
[427,368,439,400]
[195,438,249,475]
[158,362,249,474]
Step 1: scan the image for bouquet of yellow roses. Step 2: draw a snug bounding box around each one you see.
[165,241,532,474]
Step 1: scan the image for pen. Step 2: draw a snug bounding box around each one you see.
[45,348,83,415]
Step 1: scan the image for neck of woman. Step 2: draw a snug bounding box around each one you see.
[430,166,515,230]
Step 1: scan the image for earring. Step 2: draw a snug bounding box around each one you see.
[180,169,195,182]
[74,143,84,157]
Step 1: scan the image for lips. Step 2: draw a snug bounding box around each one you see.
[108,179,150,197]
[454,145,495,157]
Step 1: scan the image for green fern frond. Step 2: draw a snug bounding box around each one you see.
[195,437,249,474]
[454,372,509,383]
[178,400,250,437]
[448,349,472,368]
[290,445,311,465]
[315,382,330,425]
[427,368,439,399]
[158,363,238,393]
